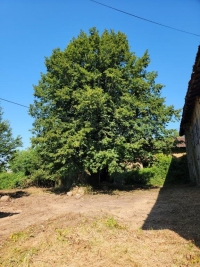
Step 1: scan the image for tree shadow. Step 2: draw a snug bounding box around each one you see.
[46,182,156,196]
[0,190,29,198]
[46,169,154,195]
[142,155,200,247]
[0,212,20,219]
[45,187,66,195]
[90,182,160,195]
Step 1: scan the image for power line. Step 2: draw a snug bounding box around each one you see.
[90,0,200,38]
[1,2,199,111]
[0,97,29,108]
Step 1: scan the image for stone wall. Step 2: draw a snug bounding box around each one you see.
[185,97,200,184]
[180,46,200,184]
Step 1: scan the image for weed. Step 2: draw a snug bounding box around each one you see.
[188,240,195,251]
[83,185,93,194]
[55,228,69,242]
[10,231,27,242]
[137,228,143,235]
[105,217,126,229]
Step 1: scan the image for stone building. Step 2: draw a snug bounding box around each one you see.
[180,46,200,184]
[173,136,186,154]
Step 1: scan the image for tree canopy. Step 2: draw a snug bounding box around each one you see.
[30,28,179,183]
[0,106,22,171]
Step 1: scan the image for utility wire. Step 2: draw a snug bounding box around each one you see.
[1,2,199,110]
[90,0,200,38]
[0,97,29,108]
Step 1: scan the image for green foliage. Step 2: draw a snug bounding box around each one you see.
[105,217,126,229]
[8,148,57,187]
[147,154,189,185]
[112,168,152,186]
[112,154,189,187]
[165,154,189,184]
[10,231,28,242]
[30,27,180,184]
[9,148,40,175]
[30,168,56,187]
[0,172,28,189]
[0,106,22,172]
[148,153,172,185]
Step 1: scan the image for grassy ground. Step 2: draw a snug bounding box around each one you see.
[1,186,200,266]
[1,213,200,267]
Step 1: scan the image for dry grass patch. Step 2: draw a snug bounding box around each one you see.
[1,212,200,267]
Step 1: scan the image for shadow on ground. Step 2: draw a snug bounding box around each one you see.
[0,191,29,199]
[142,155,200,247]
[0,212,20,219]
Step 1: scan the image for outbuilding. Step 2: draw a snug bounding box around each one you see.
[180,46,200,184]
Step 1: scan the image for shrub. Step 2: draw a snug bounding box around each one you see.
[9,148,40,176]
[0,172,29,189]
[165,154,189,184]
[111,154,189,187]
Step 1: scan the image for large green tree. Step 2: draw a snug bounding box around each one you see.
[30,28,179,183]
[0,106,22,171]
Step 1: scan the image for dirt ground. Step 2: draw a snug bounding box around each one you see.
[1,185,200,266]
[0,187,160,242]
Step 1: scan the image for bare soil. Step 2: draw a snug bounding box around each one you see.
[0,187,159,241]
[1,185,200,266]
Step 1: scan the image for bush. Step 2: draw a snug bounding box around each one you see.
[9,148,40,176]
[165,154,189,184]
[0,172,29,189]
[147,154,172,186]
[111,154,189,187]
[30,169,55,187]
[112,169,152,186]
[0,153,189,189]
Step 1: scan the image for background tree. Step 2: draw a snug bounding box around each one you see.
[0,106,22,172]
[30,28,179,184]
[9,148,40,176]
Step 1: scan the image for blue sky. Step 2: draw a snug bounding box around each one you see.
[0,0,200,149]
